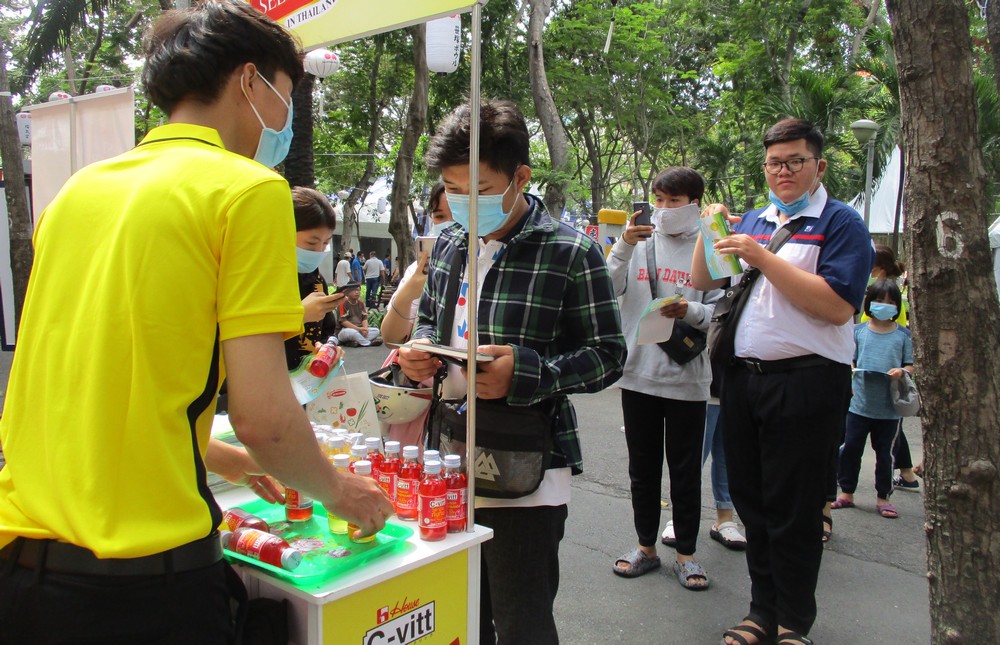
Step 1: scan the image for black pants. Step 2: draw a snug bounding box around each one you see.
[0,557,234,644]
[621,389,706,555]
[720,361,850,635]
[892,423,913,469]
[839,412,898,499]
[477,504,568,645]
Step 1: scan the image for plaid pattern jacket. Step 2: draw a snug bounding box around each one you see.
[415,195,626,473]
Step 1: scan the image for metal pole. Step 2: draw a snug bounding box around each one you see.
[465,1,482,532]
[863,138,875,231]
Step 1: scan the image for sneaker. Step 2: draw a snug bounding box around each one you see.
[893,476,920,491]
[660,520,677,547]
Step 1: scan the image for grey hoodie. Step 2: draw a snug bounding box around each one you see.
[607,229,722,401]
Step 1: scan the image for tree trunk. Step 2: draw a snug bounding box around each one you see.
[847,0,881,70]
[0,43,34,333]
[987,0,1000,100]
[388,25,428,269]
[284,73,316,189]
[885,1,1000,641]
[574,105,603,216]
[528,0,570,217]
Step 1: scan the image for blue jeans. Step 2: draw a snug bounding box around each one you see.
[702,403,734,510]
[365,277,380,308]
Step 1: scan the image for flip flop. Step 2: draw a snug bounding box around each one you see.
[877,503,899,519]
[711,521,747,551]
[830,498,855,509]
[721,619,772,645]
[612,547,661,578]
[778,631,814,644]
[822,514,833,543]
[660,519,677,547]
[673,559,709,590]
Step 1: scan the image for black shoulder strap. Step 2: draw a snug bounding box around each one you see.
[437,247,466,344]
[645,240,659,301]
[734,215,809,292]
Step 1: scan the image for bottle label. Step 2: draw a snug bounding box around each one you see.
[286,488,313,510]
[420,494,447,528]
[445,489,466,521]
[234,529,271,561]
[396,478,418,510]
[377,472,397,501]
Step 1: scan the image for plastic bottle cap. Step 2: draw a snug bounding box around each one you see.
[423,460,442,475]
[219,530,233,548]
[351,444,367,457]
[443,454,462,468]
[402,445,420,459]
[333,454,351,468]
[365,437,382,451]
[422,450,440,464]
[354,460,372,475]
[281,549,303,570]
[329,436,345,451]
[384,440,401,454]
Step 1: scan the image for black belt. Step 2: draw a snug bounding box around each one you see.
[732,354,841,374]
[0,533,222,577]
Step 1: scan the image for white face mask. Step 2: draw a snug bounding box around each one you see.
[652,203,700,236]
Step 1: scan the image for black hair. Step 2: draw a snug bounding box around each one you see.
[142,0,303,114]
[763,118,825,157]
[291,186,336,232]
[425,99,530,179]
[873,244,905,279]
[427,180,447,214]
[651,167,705,203]
[864,278,903,321]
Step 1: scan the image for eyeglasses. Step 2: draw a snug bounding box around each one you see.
[763,157,819,175]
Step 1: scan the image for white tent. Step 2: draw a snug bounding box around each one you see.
[850,145,904,234]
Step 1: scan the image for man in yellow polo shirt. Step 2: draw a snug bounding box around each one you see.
[0,2,392,642]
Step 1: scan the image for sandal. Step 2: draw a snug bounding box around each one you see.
[830,498,855,510]
[612,547,661,578]
[660,519,677,547]
[721,619,772,645]
[822,514,832,543]
[777,631,813,644]
[711,521,747,551]
[673,559,709,590]
[877,503,899,519]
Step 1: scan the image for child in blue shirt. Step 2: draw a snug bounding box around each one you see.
[832,279,914,518]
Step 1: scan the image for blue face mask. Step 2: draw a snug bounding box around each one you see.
[296,246,330,273]
[242,72,293,168]
[447,176,518,237]
[768,189,812,216]
[429,220,454,237]
[869,302,898,321]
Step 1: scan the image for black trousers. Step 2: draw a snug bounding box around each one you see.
[0,557,234,644]
[892,422,913,469]
[720,361,850,635]
[621,389,706,555]
[477,504,568,645]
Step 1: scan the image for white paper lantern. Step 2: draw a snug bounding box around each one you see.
[15,112,30,146]
[94,84,116,93]
[48,90,71,102]
[426,15,462,74]
[304,49,340,79]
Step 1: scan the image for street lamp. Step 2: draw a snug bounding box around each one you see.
[851,119,879,230]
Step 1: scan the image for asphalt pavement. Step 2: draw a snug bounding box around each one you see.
[0,344,931,643]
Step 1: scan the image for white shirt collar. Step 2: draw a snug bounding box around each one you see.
[762,184,828,225]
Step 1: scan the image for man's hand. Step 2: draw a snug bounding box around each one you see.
[397,338,442,382]
[302,292,343,323]
[622,211,654,245]
[473,345,515,400]
[701,203,742,226]
[206,440,285,504]
[714,233,770,268]
[659,299,689,320]
[324,473,395,540]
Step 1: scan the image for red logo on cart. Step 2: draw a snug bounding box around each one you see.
[377,606,389,624]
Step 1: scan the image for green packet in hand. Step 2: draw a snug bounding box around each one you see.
[699,212,744,280]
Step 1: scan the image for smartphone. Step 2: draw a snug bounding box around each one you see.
[416,235,437,257]
[633,201,651,226]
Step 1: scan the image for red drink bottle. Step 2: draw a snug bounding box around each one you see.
[307,337,339,377]
[418,460,447,541]
[442,454,467,533]
[222,528,302,570]
[365,437,385,476]
[222,508,270,533]
[285,487,313,522]
[395,445,422,521]
[378,441,401,503]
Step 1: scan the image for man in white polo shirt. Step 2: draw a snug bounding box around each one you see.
[692,119,873,645]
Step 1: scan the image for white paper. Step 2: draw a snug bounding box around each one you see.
[636,295,681,344]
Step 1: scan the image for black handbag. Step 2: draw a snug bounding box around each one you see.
[645,238,707,365]
[708,217,807,370]
[423,246,556,499]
